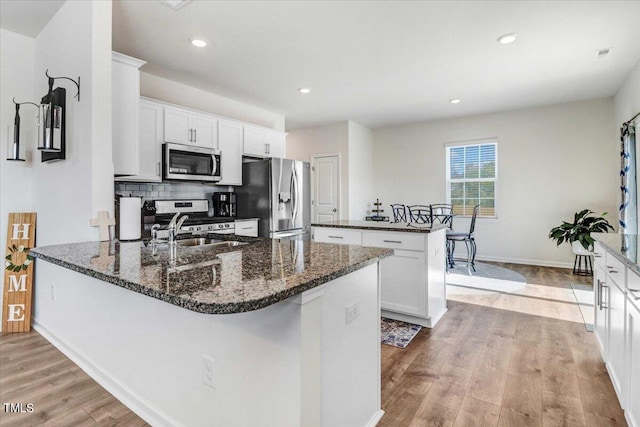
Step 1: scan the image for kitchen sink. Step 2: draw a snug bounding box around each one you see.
[176,238,248,248]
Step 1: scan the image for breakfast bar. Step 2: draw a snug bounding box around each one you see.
[30,238,392,427]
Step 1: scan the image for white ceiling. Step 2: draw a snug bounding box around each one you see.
[0,0,65,38]
[3,1,639,130]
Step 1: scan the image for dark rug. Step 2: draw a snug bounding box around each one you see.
[381,318,422,348]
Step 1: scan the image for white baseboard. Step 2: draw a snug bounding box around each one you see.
[473,255,573,269]
[32,320,181,427]
[367,409,385,427]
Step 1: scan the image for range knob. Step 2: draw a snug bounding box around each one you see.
[218,224,224,229]
[224,224,230,228]
[196,226,202,231]
[208,225,213,230]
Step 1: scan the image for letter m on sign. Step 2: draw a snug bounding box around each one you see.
[2,213,36,334]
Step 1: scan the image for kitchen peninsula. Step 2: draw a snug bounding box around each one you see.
[312,221,448,327]
[30,238,392,427]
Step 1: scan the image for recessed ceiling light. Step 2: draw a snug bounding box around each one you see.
[497,33,518,44]
[449,98,461,104]
[299,88,311,94]
[190,37,208,48]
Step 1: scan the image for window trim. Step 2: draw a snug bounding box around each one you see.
[445,139,499,219]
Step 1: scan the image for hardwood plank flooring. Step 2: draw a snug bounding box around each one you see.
[0,263,626,426]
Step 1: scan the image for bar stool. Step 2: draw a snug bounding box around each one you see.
[390,204,408,223]
[446,204,479,275]
[408,205,432,224]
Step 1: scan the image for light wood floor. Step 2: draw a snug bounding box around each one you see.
[380,263,626,427]
[0,264,625,426]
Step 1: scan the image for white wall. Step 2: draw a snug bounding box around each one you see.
[30,0,114,246]
[373,98,617,267]
[613,59,640,228]
[348,121,374,220]
[287,122,350,219]
[140,72,285,132]
[0,29,36,315]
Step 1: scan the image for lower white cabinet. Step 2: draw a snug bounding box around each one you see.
[379,249,426,317]
[235,219,258,237]
[593,240,640,426]
[628,299,640,427]
[312,226,446,327]
[609,274,627,404]
[594,262,609,359]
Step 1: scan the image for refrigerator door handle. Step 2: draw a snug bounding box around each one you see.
[292,166,299,222]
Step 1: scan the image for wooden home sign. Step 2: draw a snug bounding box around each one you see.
[2,213,36,334]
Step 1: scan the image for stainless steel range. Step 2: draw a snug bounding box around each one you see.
[151,199,235,239]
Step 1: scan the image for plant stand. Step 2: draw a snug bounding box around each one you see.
[573,255,593,276]
[571,241,593,275]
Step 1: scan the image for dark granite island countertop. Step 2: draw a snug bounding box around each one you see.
[312,220,449,233]
[594,232,640,275]
[31,239,392,315]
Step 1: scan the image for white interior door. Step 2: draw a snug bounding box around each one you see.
[312,154,339,223]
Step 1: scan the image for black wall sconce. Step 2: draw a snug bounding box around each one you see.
[38,69,80,162]
[6,98,38,162]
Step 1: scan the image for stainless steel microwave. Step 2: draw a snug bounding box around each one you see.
[163,143,221,182]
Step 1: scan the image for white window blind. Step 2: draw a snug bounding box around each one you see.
[446,141,497,217]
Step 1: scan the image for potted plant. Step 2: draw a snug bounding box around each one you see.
[548,209,615,254]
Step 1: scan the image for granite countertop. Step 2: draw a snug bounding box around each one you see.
[594,233,640,274]
[311,220,449,233]
[31,238,392,315]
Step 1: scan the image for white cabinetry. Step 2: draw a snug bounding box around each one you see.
[244,126,286,158]
[608,263,627,405]
[164,107,218,149]
[112,52,146,177]
[234,219,258,237]
[313,226,447,327]
[133,99,163,182]
[628,296,640,427]
[217,119,243,185]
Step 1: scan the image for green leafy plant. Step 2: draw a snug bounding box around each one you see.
[548,209,614,251]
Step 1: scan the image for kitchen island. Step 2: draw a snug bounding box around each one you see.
[30,238,392,427]
[312,221,449,327]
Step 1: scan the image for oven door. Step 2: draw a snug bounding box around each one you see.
[164,143,221,182]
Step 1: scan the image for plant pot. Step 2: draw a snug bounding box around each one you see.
[571,241,592,256]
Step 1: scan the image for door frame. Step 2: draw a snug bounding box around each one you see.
[309,153,342,222]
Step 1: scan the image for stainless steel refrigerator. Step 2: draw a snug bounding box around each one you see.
[235,158,311,240]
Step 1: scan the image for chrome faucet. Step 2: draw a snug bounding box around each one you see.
[168,213,189,245]
[150,224,161,243]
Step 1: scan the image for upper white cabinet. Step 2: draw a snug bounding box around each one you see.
[134,99,163,182]
[218,119,243,185]
[243,126,286,158]
[164,107,218,149]
[112,52,146,176]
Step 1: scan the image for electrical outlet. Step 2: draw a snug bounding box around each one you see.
[345,301,360,324]
[50,284,56,301]
[203,355,215,389]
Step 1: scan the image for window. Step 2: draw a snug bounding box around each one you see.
[446,141,497,217]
